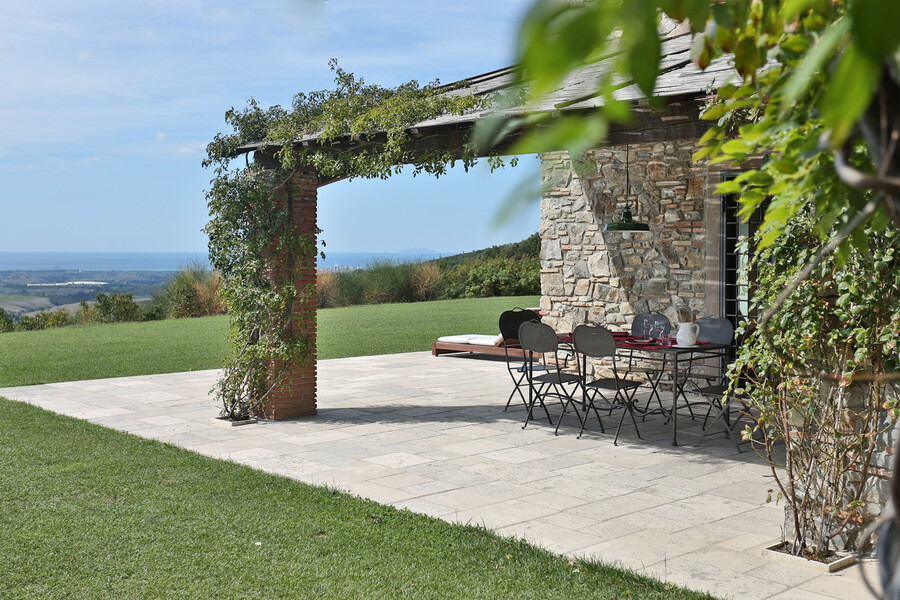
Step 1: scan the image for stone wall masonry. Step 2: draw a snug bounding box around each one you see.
[539,141,709,334]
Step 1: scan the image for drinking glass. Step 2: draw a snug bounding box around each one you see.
[642,321,652,339]
[654,317,666,339]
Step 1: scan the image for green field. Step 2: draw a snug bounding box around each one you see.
[0,398,714,600]
[0,293,54,314]
[0,296,539,388]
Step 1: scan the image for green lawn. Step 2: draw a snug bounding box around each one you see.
[0,296,538,388]
[0,398,714,599]
[318,295,540,358]
[0,316,232,388]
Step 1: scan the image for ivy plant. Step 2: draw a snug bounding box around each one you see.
[733,205,900,556]
[203,62,505,419]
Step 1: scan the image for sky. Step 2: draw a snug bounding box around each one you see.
[0,0,541,255]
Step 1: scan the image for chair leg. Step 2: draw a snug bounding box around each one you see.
[640,370,665,417]
[698,397,718,430]
[555,394,584,436]
[505,370,529,412]
[523,383,553,429]
[612,392,642,445]
[522,383,540,429]
[586,394,606,436]
[504,384,527,412]
[626,401,642,440]
[696,397,748,452]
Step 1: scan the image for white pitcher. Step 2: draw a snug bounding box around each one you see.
[675,322,700,346]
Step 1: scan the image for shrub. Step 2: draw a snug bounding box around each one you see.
[315,252,537,308]
[0,308,15,333]
[167,262,224,318]
[142,290,169,321]
[95,292,142,323]
[73,300,97,325]
[317,271,338,308]
[735,210,900,556]
[364,260,415,304]
[17,309,71,331]
[442,257,540,299]
[333,270,366,307]
[411,261,443,301]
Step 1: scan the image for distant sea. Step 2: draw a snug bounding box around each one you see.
[0,251,443,272]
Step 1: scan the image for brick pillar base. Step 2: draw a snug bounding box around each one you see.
[256,166,318,420]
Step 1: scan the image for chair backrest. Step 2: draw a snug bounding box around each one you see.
[572,324,616,359]
[631,312,671,337]
[518,320,558,354]
[696,317,734,344]
[499,308,541,343]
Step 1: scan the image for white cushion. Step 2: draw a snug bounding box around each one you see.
[436,334,503,346]
[467,334,504,346]
[437,334,475,344]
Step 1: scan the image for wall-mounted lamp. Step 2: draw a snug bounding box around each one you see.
[604,144,650,232]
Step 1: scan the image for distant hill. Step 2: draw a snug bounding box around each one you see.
[436,233,540,269]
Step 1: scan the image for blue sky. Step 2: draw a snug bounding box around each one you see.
[0,0,540,255]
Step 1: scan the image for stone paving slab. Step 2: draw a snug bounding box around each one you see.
[0,351,873,600]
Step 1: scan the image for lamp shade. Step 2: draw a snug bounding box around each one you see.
[604,207,650,231]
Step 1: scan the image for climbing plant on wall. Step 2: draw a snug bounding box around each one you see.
[203,61,510,419]
[733,205,900,557]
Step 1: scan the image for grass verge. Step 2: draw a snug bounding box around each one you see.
[0,398,716,600]
[318,295,540,358]
[0,296,539,387]
[0,316,230,387]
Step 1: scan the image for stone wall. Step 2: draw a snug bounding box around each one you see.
[539,140,710,334]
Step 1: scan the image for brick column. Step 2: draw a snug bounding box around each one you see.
[258,167,318,419]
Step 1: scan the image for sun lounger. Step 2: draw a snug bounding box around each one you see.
[431,334,526,357]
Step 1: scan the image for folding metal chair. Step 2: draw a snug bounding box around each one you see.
[694,382,753,452]
[518,320,579,429]
[568,324,643,444]
[685,317,751,451]
[629,312,673,417]
[498,308,542,412]
[685,317,735,393]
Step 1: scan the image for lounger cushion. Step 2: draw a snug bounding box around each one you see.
[436,334,504,346]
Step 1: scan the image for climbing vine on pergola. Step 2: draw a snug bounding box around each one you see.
[203,62,514,419]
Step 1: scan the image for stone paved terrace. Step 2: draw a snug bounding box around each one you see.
[0,351,876,600]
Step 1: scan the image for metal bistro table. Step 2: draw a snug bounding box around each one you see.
[614,337,729,446]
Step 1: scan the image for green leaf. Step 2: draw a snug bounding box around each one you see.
[697,126,722,146]
[691,31,712,70]
[738,123,765,143]
[711,2,736,29]
[517,2,620,99]
[771,160,799,174]
[692,142,719,161]
[629,12,662,98]
[510,114,608,157]
[780,35,811,55]
[782,18,849,108]
[716,179,742,194]
[781,0,825,22]
[721,138,752,155]
[819,42,881,147]
[850,0,900,60]
[700,102,730,121]
[734,37,762,78]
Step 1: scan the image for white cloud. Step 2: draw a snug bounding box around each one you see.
[0,0,538,252]
[175,142,208,155]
